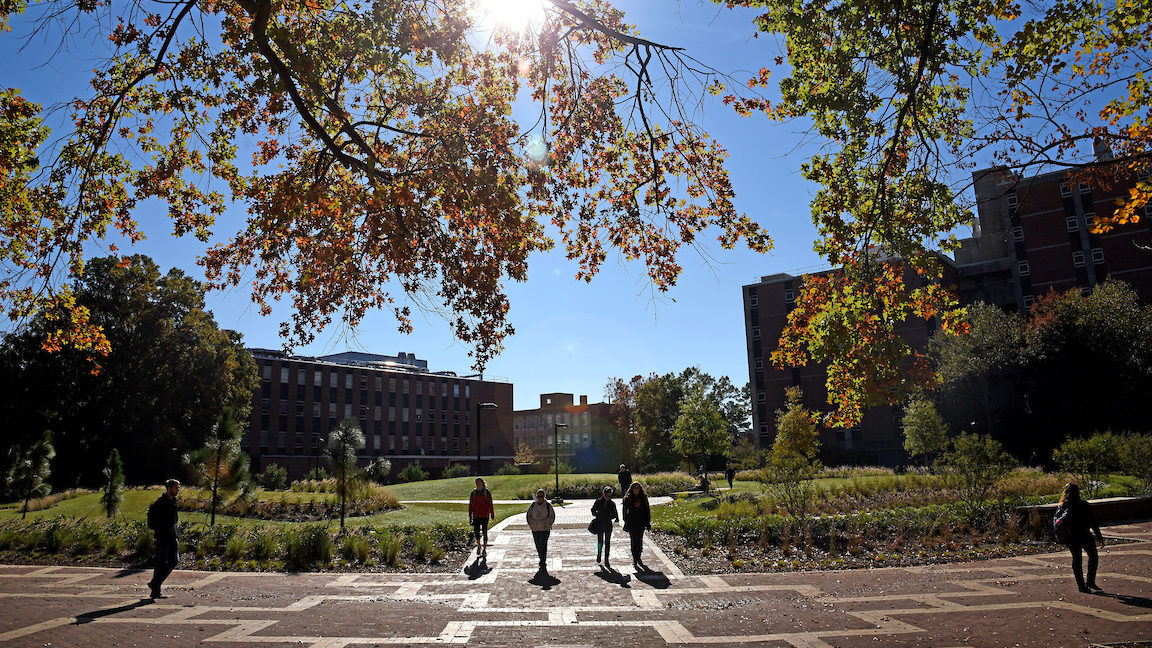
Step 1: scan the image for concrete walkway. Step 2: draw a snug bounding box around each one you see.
[1,517,1150,647]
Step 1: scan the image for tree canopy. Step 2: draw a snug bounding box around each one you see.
[0,0,770,368]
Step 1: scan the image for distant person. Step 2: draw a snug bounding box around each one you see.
[146,478,181,599]
[622,481,651,571]
[725,463,736,490]
[468,477,495,557]
[526,489,556,570]
[617,464,632,496]
[1056,482,1105,593]
[591,485,619,569]
[698,464,709,492]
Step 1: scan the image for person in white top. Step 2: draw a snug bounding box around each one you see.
[525,489,556,571]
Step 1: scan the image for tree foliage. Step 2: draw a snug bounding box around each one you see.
[937,433,1016,510]
[100,448,125,518]
[255,463,288,490]
[8,429,54,519]
[362,458,392,485]
[729,0,1151,426]
[1054,432,1122,499]
[0,0,770,368]
[327,418,364,530]
[513,442,536,466]
[762,387,822,529]
[900,398,948,465]
[0,255,258,486]
[185,408,251,526]
[671,382,731,469]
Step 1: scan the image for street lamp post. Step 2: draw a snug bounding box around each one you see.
[314,436,326,475]
[553,422,568,494]
[475,401,498,475]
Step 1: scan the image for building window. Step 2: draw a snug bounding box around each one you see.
[1091,248,1105,264]
[754,358,763,370]
[262,365,272,380]
[416,381,422,396]
[1078,182,1090,194]
[345,374,353,390]
[330,373,337,388]
[750,295,758,307]
[752,327,761,339]
[329,403,337,417]
[416,408,422,423]
[314,369,322,385]
[1138,167,1151,181]
[757,391,766,402]
[1066,216,1079,232]
[1060,183,1072,197]
[402,409,409,423]
[1006,191,1018,208]
[465,385,470,399]
[296,403,305,416]
[389,406,396,422]
[1011,226,1024,241]
[297,370,305,385]
[1017,261,1030,277]
[1073,251,1086,267]
[280,367,289,383]
[453,384,460,398]
[1024,294,1035,308]
[313,402,320,417]
[784,289,794,302]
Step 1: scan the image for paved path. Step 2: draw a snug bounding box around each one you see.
[1,513,1150,647]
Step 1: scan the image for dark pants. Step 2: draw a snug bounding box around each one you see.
[1068,538,1099,588]
[532,530,550,567]
[472,519,489,546]
[150,536,178,592]
[629,529,645,563]
[597,526,612,562]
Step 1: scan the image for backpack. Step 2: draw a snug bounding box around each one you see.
[146,498,160,531]
[1053,505,1071,544]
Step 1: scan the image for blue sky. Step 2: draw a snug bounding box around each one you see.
[3,1,836,410]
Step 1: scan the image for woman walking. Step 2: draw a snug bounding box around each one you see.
[591,485,618,568]
[622,481,651,571]
[526,489,556,570]
[468,477,495,557]
[1056,482,1105,592]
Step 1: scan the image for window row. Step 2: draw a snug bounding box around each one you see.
[261,366,469,399]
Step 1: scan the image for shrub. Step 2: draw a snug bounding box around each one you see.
[284,524,332,569]
[411,530,434,562]
[441,463,472,479]
[249,530,278,561]
[363,459,392,484]
[397,464,429,483]
[1054,432,1121,498]
[377,531,403,566]
[73,525,105,554]
[103,534,126,556]
[135,528,154,555]
[939,433,1017,509]
[225,534,247,562]
[429,546,446,564]
[0,529,19,551]
[495,462,521,476]
[340,533,371,563]
[42,522,74,553]
[306,467,329,481]
[1118,433,1152,494]
[256,464,288,491]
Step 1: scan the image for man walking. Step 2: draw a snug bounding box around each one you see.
[617,464,632,497]
[146,479,180,599]
[526,489,556,571]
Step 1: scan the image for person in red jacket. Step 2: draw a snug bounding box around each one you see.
[468,477,496,557]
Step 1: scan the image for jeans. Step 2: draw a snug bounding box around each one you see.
[150,536,179,591]
[1068,538,1099,588]
[532,530,550,567]
[597,526,612,562]
[472,519,489,546]
[629,529,645,563]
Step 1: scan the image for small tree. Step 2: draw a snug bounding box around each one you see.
[185,408,251,526]
[363,458,392,485]
[100,448,125,518]
[327,419,365,531]
[729,435,769,470]
[255,463,288,490]
[1054,432,1122,499]
[441,463,472,479]
[1119,433,1152,495]
[901,399,949,468]
[397,463,429,483]
[939,433,1016,510]
[514,442,536,466]
[671,383,731,480]
[10,430,55,519]
[761,388,822,532]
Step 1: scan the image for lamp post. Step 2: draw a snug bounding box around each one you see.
[314,436,326,476]
[553,422,568,494]
[475,401,498,475]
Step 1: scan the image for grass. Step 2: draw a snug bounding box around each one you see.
[382,473,617,500]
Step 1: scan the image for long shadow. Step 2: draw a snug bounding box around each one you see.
[1094,591,1152,608]
[633,567,670,589]
[109,568,146,579]
[528,569,561,590]
[75,599,154,625]
[463,557,491,580]
[594,567,631,588]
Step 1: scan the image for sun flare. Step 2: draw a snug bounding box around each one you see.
[475,0,550,33]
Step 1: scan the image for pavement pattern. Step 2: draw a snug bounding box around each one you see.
[1,501,1150,647]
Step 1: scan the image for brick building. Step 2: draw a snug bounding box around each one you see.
[244,350,513,480]
[745,160,1152,465]
[513,393,623,473]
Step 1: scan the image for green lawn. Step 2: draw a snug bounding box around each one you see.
[384,473,619,500]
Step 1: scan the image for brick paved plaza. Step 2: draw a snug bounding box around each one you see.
[1,504,1150,647]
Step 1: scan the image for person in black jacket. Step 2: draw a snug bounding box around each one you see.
[146,479,181,599]
[617,465,632,497]
[622,481,651,571]
[591,486,618,569]
[1056,482,1105,593]
[724,463,736,490]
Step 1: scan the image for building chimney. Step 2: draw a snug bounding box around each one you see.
[580,395,588,406]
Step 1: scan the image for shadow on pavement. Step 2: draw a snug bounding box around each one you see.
[1095,591,1152,608]
[528,570,561,590]
[109,568,146,579]
[75,599,153,624]
[594,567,631,588]
[634,569,670,589]
[464,557,491,580]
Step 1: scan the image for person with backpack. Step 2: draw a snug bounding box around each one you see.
[591,485,619,569]
[146,479,181,599]
[1054,482,1105,593]
[525,489,556,571]
[468,477,495,557]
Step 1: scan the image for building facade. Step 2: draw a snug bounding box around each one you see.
[744,160,1152,465]
[244,350,513,480]
[513,393,623,473]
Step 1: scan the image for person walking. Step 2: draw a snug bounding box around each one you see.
[1056,482,1105,593]
[145,478,180,599]
[724,463,736,490]
[622,481,651,571]
[617,464,632,496]
[468,477,495,557]
[526,488,556,570]
[591,485,619,569]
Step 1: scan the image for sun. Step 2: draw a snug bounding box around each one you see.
[474,0,550,33]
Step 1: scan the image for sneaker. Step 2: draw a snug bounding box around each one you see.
[1078,585,1092,593]
[1087,583,1103,592]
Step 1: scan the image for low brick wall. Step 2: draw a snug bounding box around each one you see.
[1015,495,1152,525]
